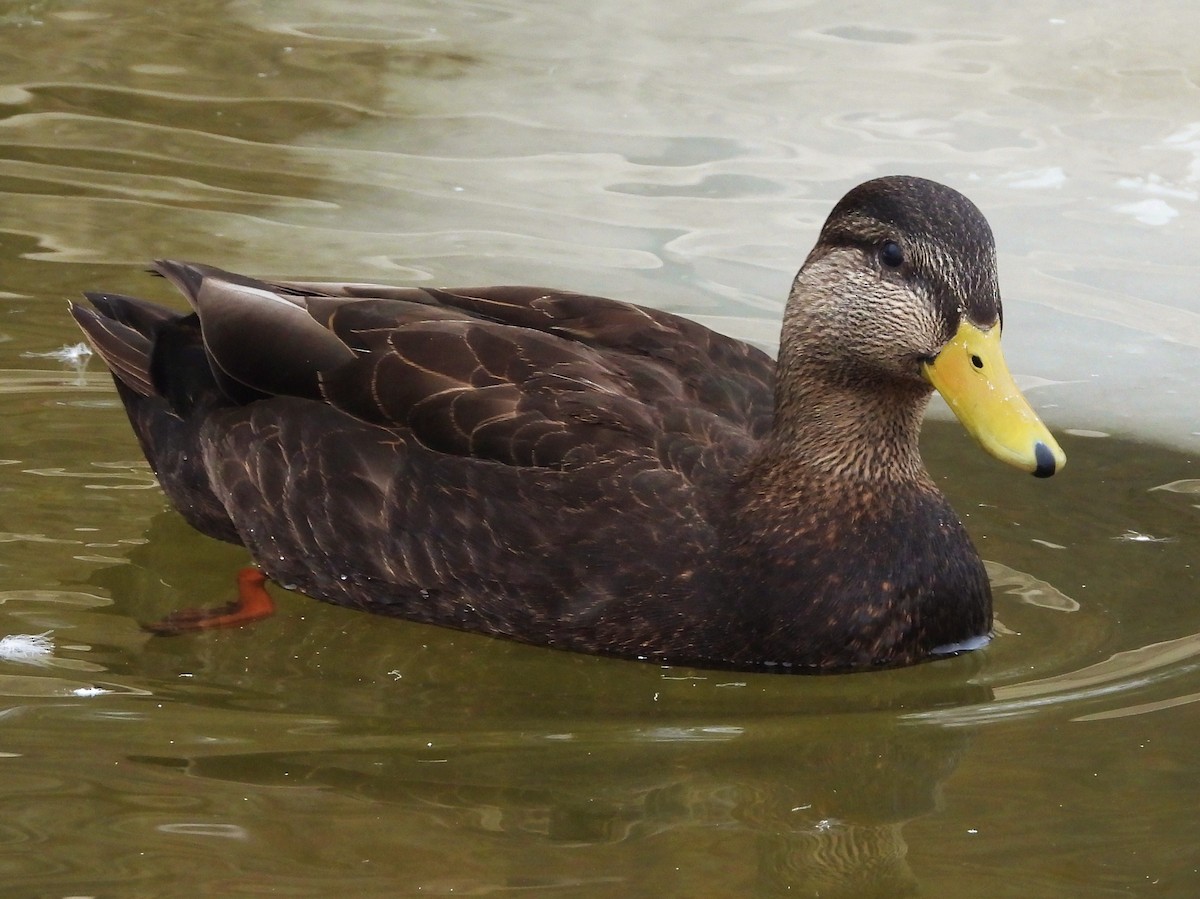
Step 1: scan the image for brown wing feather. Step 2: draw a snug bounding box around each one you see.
[156,267,774,476]
[271,279,776,436]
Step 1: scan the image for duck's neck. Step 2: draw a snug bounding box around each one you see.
[765,351,933,486]
[759,255,936,484]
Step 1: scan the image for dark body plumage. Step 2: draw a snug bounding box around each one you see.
[72,176,1009,673]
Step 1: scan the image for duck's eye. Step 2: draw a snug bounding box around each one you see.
[880,241,904,268]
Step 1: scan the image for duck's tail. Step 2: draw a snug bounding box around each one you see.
[70,292,177,399]
[70,289,243,546]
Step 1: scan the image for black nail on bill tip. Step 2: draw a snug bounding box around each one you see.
[1033,442,1056,478]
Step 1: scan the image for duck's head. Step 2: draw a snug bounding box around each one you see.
[782,175,1064,478]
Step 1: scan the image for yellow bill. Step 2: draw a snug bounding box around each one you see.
[921,321,1065,478]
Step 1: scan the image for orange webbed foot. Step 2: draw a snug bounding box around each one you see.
[143,567,276,635]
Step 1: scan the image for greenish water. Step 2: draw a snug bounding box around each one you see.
[1,1,1199,896]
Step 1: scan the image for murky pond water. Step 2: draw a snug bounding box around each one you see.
[1,0,1199,896]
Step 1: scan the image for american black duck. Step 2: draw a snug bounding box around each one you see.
[71,175,1064,672]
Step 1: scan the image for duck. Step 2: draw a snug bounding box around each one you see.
[70,175,1064,673]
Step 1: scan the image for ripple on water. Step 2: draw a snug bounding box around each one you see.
[913,628,1200,727]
